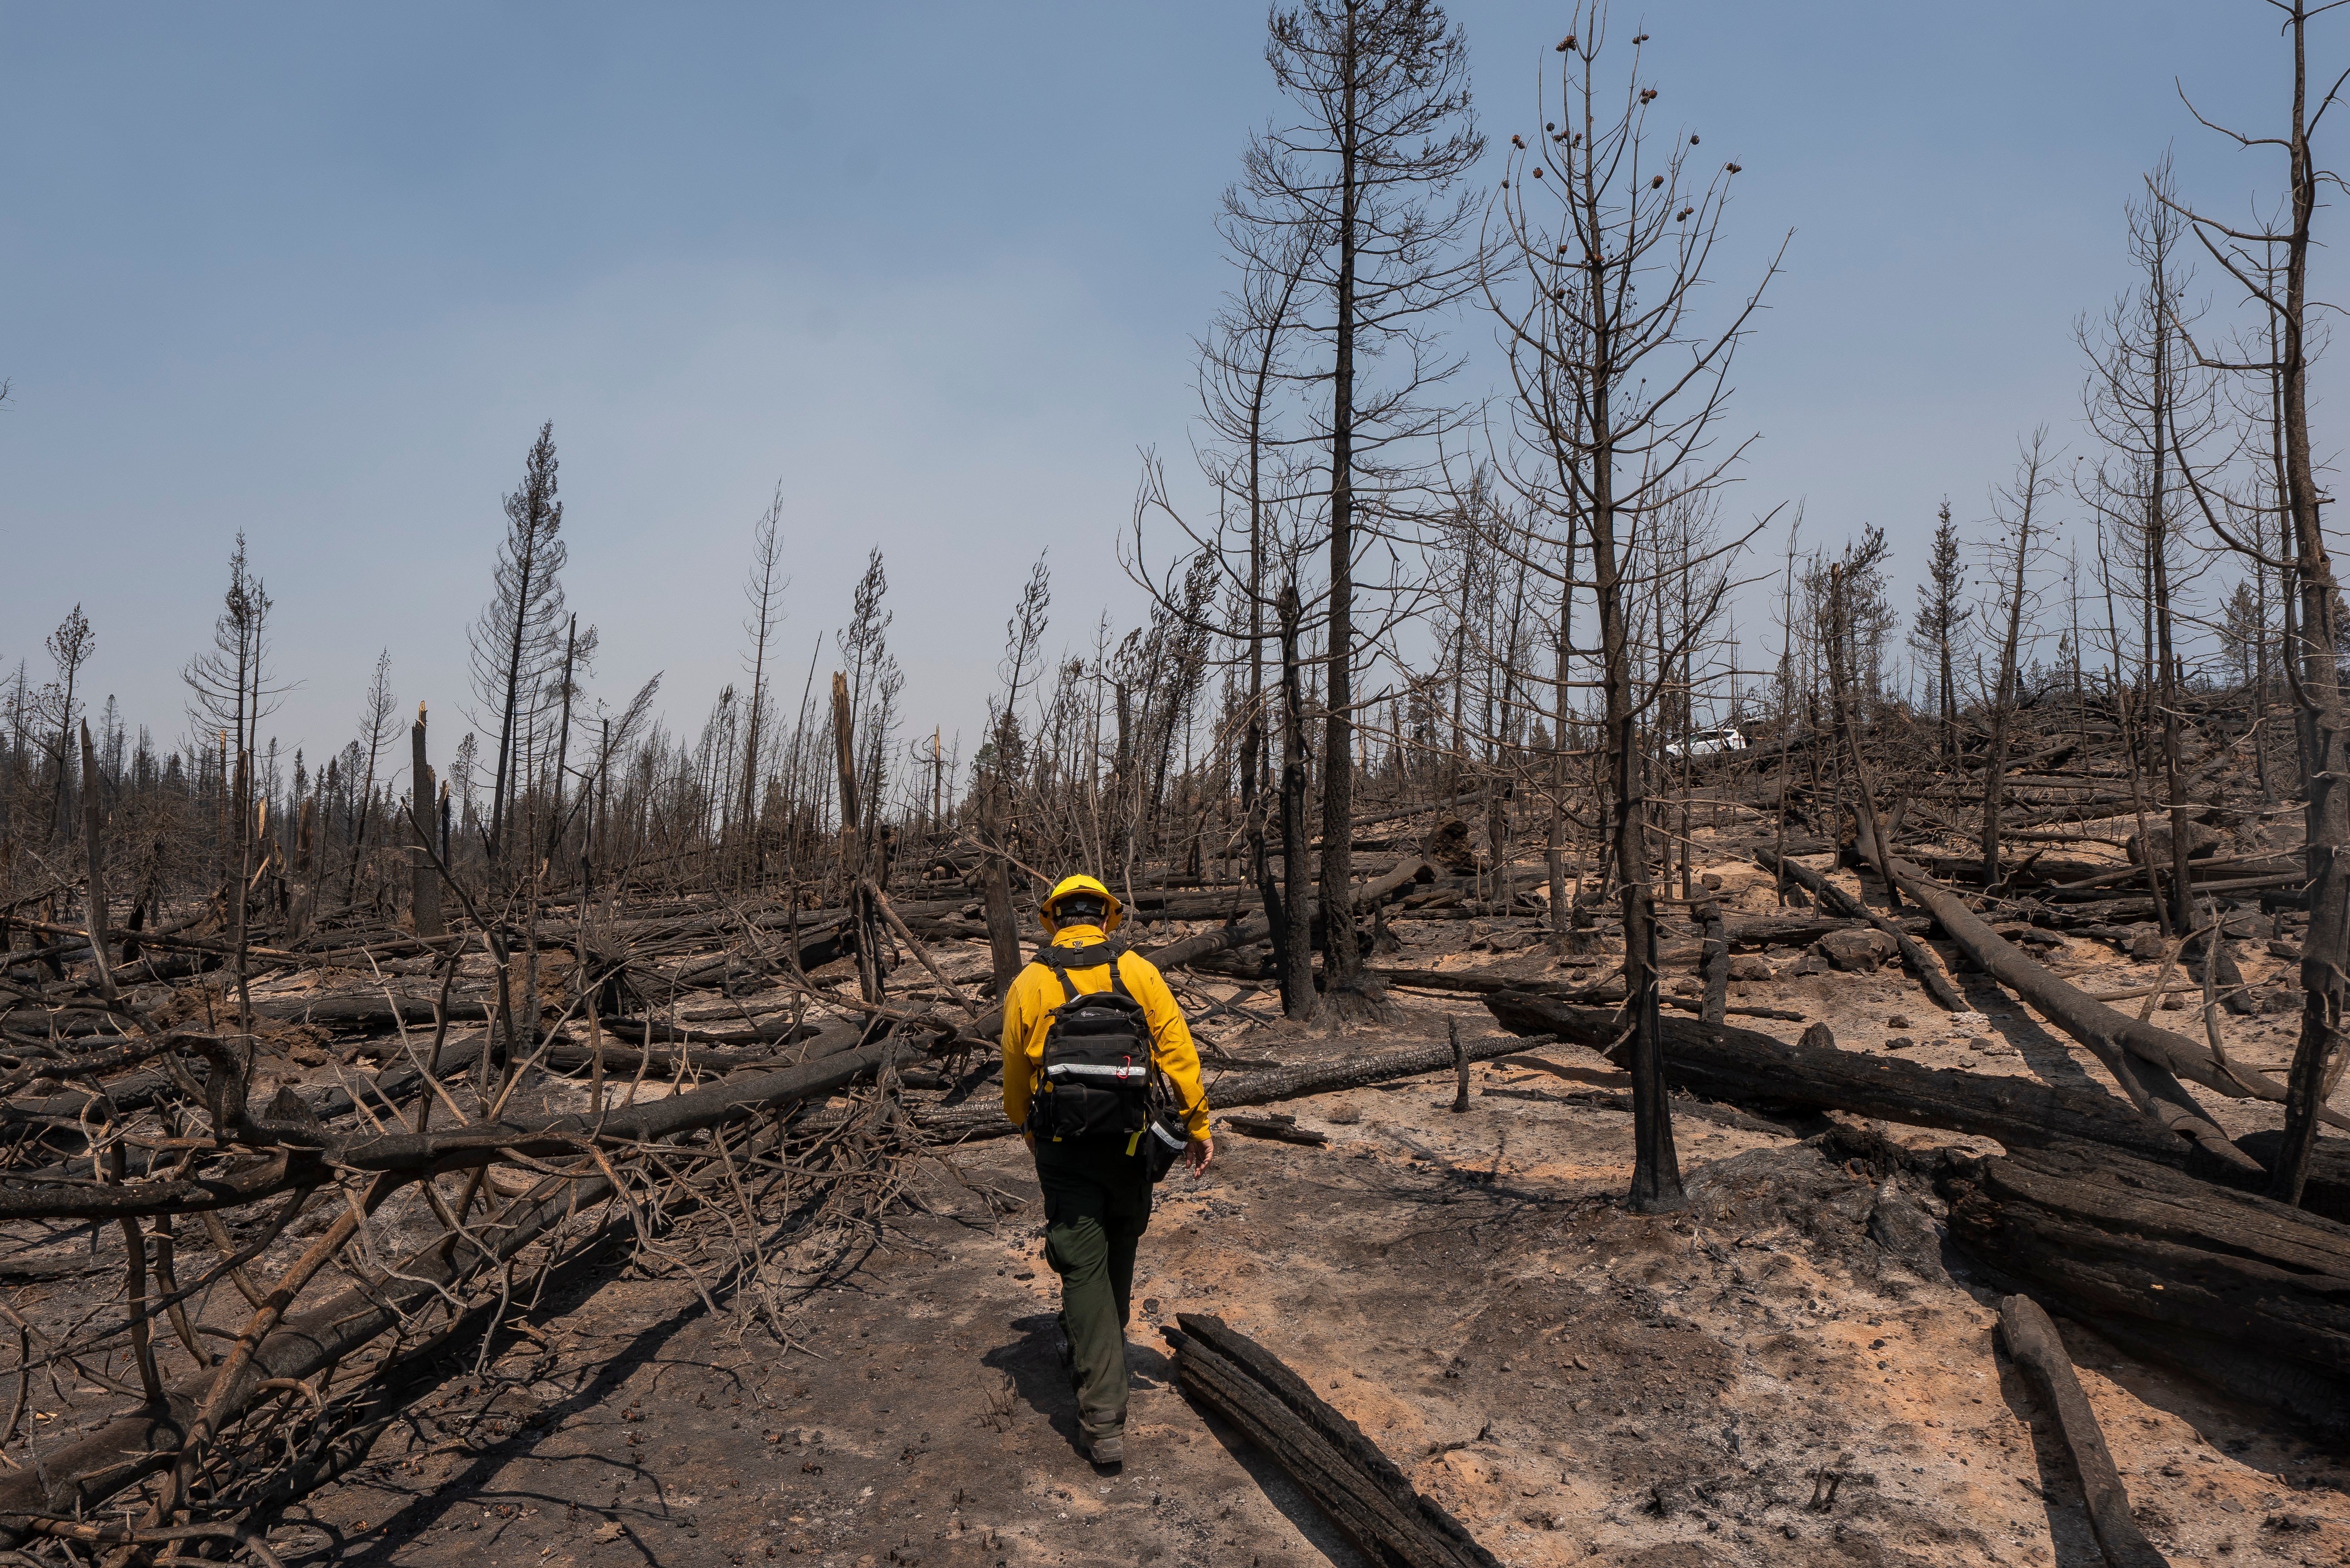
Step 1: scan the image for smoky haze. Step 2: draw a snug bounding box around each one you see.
[1,1,2329,770]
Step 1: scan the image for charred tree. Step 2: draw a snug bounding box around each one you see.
[1980,432,2058,888]
[2165,1,2350,1204]
[1275,581,1318,1018]
[409,705,442,940]
[1234,0,1484,1022]
[1483,10,1784,1211]
[1908,503,1970,767]
[469,421,568,879]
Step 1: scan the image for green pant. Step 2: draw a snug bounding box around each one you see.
[1034,1138,1153,1438]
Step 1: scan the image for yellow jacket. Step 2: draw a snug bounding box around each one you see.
[1001,925,1210,1140]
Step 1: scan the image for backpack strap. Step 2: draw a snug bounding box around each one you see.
[1038,942,1129,1001]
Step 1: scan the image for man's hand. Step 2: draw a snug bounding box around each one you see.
[1185,1136,1215,1176]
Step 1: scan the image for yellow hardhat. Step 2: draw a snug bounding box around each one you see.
[1041,873,1123,932]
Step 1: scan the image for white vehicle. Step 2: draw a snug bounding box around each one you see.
[1664,725,1749,760]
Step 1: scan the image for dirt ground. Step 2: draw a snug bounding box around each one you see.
[237,849,2350,1568]
[17,847,2349,1568]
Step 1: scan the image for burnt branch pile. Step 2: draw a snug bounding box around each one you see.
[0,867,1008,1564]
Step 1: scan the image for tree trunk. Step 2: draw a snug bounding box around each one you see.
[979,774,1020,999]
[1276,583,1317,1020]
[287,795,315,942]
[2272,1,2350,1206]
[410,708,443,939]
[1590,451,1682,1213]
[1826,563,1902,914]
[546,615,577,865]
[77,721,115,1001]
[1697,897,1728,1026]
[1983,521,2033,887]
[830,673,882,1004]
[1315,7,1383,1025]
[1547,598,1572,952]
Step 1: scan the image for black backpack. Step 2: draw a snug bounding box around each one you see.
[1025,945,1191,1177]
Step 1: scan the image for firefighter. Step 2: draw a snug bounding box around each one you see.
[1002,873,1213,1466]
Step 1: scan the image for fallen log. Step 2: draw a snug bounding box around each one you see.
[1143,855,1435,975]
[1947,1143,2350,1437]
[667,919,851,987]
[914,1027,1556,1143]
[2048,852,2304,893]
[1370,965,1574,995]
[1484,995,2171,1156]
[1914,854,2119,887]
[1476,995,2350,1221]
[1758,850,1968,1014]
[8,920,435,976]
[588,1011,813,1049]
[251,994,495,1030]
[1225,1112,1329,1146]
[1164,1313,1498,1568]
[2042,873,2305,905]
[1883,856,2316,1173]
[1996,1295,2170,1568]
[1667,913,1888,950]
[538,1037,802,1079]
[1655,915,1933,963]
[1370,965,1803,1020]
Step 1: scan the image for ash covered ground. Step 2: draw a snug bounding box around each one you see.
[219,851,2350,1568]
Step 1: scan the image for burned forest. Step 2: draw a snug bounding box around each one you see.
[4,3,2350,1566]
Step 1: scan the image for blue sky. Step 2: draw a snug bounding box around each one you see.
[3,1,2335,769]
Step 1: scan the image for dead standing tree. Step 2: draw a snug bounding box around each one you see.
[738,484,789,886]
[1822,529,1900,903]
[1237,0,1485,1022]
[470,421,569,881]
[2079,155,2223,938]
[341,649,397,911]
[1978,431,2059,890]
[2164,0,2350,1203]
[39,606,93,846]
[1129,201,1325,1017]
[408,703,442,938]
[832,672,883,1003]
[181,540,277,1033]
[1483,5,1784,1211]
[1906,503,1971,768]
[979,556,1049,996]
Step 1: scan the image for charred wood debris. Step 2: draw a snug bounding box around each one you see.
[0,679,2343,1565]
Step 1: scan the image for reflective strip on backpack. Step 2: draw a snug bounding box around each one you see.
[1147,1120,1186,1151]
[1043,1062,1147,1083]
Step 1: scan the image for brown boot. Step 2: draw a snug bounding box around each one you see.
[1079,1410,1125,1467]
